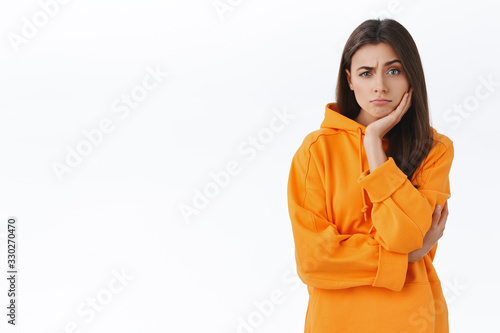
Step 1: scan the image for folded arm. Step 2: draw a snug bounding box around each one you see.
[358,135,454,254]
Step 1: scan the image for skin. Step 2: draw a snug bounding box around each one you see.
[409,201,448,263]
[346,42,448,263]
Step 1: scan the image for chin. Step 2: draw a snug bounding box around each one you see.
[370,105,393,116]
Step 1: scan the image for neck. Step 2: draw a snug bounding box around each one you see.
[354,109,377,127]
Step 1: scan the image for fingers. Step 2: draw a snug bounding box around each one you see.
[431,204,442,229]
[402,88,413,113]
[441,201,448,218]
[438,201,449,228]
[423,202,448,249]
[405,87,413,110]
[434,202,448,240]
[394,88,413,121]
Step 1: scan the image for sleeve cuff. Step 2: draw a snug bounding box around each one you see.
[358,157,408,203]
[372,246,408,291]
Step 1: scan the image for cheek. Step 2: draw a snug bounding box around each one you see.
[352,81,370,97]
[352,86,371,107]
[399,83,410,93]
[392,77,410,92]
[395,80,410,98]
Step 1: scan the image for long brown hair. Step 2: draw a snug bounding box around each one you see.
[336,18,434,185]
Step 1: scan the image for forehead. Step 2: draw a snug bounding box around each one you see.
[351,43,399,67]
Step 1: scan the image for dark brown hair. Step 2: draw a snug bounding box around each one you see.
[336,18,435,185]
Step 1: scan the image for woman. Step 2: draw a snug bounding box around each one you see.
[287,18,454,332]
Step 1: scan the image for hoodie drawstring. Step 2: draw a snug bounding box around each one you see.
[358,127,374,234]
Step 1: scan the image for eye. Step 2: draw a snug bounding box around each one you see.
[359,71,371,77]
[388,68,401,75]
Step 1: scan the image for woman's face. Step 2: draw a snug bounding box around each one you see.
[345,42,410,126]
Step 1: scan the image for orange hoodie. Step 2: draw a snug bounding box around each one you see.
[287,102,454,332]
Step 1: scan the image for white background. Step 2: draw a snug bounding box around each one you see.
[0,0,498,332]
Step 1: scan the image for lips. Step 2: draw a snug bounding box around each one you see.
[371,99,391,106]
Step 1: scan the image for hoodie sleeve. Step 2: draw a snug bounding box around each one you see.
[357,136,454,254]
[287,137,408,292]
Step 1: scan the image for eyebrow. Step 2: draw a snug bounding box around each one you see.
[356,59,402,71]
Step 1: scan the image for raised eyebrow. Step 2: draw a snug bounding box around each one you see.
[356,59,402,71]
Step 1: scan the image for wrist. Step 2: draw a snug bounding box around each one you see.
[363,134,383,151]
[364,128,384,141]
[364,131,383,143]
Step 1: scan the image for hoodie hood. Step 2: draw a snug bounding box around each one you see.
[320,102,388,233]
[320,102,368,134]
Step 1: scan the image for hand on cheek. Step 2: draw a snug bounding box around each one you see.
[365,87,413,139]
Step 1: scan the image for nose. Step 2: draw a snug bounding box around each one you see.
[373,74,388,93]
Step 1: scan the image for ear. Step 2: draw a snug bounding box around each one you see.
[345,69,353,91]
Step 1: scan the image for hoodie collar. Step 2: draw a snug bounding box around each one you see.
[321,102,368,134]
